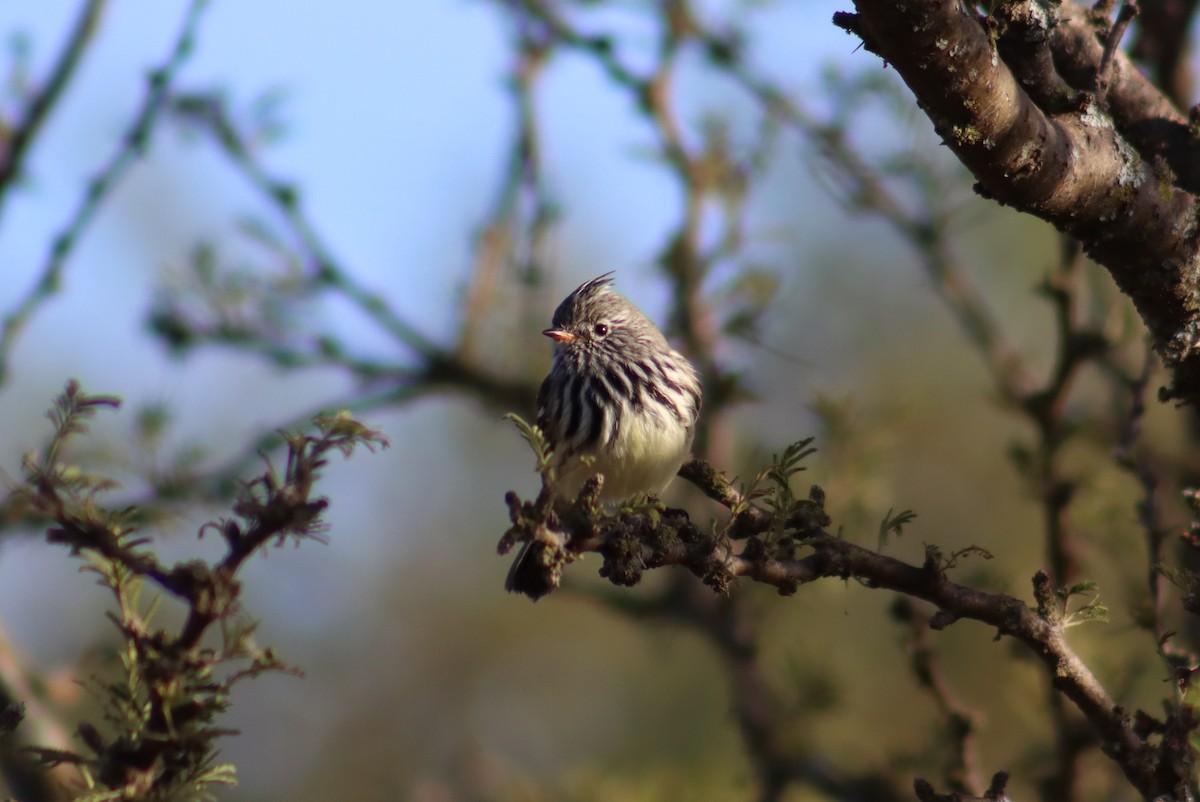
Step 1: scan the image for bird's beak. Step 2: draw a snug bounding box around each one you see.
[543,328,575,343]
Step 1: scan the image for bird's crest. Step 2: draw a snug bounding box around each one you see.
[570,272,616,301]
[552,272,617,327]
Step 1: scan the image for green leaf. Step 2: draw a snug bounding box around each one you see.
[312,409,390,454]
[504,412,553,474]
[877,508,918,549]
[1055,580,1099,601]
[1058,579,1110,628]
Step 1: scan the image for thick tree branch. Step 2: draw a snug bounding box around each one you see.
[834,0,1200,405]
[1049,3,1197,192]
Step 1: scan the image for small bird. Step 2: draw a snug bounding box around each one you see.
[506,273,702,598]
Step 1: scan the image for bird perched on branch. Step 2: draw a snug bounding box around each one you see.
[506,273,702,599]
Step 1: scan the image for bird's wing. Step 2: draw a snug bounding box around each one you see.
[535,371,558,452]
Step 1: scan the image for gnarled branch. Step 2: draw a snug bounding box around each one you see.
[500,457,1181,798]
[834,0,1200,405]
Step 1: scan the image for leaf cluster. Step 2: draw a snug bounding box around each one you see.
[9,382,386,800]
[503,412,554,478]
[1030,572,1111,629]
[730,438,828,559]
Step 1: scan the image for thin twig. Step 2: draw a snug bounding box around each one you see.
[1096,1,1140,94]
[0,0,211,385]
[893,598,984,795]
[164,93,436,357]
[457,14,556,364]
[0,0,108,222]
[1111,347,1170,640]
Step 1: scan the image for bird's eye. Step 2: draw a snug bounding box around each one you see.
[593,323,609,337]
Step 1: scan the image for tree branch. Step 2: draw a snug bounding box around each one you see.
[0,0,210,385]
[0,0,107,223]
[834,0,1200,405]
[500,461,1175,797]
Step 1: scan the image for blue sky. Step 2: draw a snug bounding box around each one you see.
[2,0,852,391]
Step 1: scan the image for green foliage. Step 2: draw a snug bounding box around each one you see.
[877,507,918,550]
[1056,580,1110,628]
[148,236,308,357]
[1034,575,1110,628]
[737,438,817,523]
[12,382,386,800]
[718,438,830,561]
[504,412,554,477]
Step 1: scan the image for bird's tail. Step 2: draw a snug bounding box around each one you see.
[504,532,565,601]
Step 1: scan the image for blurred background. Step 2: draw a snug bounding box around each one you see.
[0,1,1188,800]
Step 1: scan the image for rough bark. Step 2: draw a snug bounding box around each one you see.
[834,0,1200,404]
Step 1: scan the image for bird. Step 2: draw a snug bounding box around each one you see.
[506,273,702,599]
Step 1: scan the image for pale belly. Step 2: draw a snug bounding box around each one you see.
[553,407,693,502]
